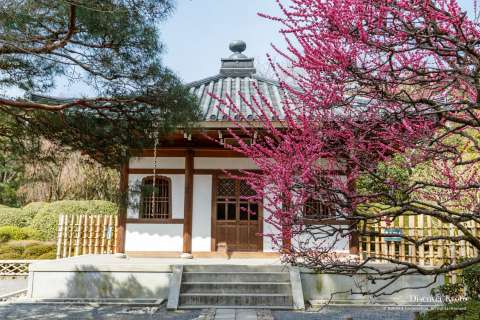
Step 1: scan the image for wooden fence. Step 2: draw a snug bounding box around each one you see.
[359,215,480,270]
[56,214,118,259]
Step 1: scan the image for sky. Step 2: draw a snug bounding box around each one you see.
[159,0,284,83]
[161,0,476,83]
[8,0,477,97]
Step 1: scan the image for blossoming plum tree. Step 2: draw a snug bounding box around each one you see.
[219,0,480,295]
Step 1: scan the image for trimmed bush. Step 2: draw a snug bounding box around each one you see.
[0,226,42,243]
[0,207,33,228]
[20,227,42,240]
[0,226,29,242]
[30,200,118,240]
[0,241,56,259]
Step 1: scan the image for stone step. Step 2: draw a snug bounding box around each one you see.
[179,305,290,310]
[180,282,291,294]
[182,272,290,283]
[182,265,286,273]
[179,293,293,307]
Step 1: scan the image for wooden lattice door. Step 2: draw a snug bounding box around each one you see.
[213,177,262,252]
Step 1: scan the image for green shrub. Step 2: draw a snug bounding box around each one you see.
[30,200,118,240]
[0,207,33,227]
[22,202,48,219]
[23,243,56,259]
[0,241,56,259]
[417,299,480,320]
[0,226,28,242]
[463,264,480,300]
[20,227,42,240]
[0,226,43,243]
[431,283,465,300]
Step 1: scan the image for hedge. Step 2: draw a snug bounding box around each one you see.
[0,207,34,228]
[29,200,118,240]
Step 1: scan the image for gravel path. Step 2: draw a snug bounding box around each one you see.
[0,277,28,296]
[0,303,202,320]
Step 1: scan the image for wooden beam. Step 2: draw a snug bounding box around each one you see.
[183,149,194,254]
[116,162,129,253]
[128,168,185,174]
[126,218,184,224]
[135,148,246,158]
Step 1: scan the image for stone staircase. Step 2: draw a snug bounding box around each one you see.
[170,265,301,309]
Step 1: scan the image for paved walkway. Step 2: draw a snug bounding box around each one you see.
[0,304,422,319]
[0,303,201,320]
[211,309,272,320]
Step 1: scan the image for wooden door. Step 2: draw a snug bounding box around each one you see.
[213,177,262,252]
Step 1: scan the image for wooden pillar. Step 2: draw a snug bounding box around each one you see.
[183,149,194,255]
[281,199,292,253]
[349,229,359,255]
[116,161,128,253]
[346,168,359,255]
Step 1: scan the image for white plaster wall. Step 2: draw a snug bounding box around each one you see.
[30,271,171,299]
[260,179,350,253]
[127,174,185,219]
[192,175,212,252]
[194,157,258,170]
[129,157,185,169]
[292,226,350,253]
[125,224,183,252]
[262,202,279,253]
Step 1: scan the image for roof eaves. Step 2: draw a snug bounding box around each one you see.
[185,74,224,89]
[196,120,284,129]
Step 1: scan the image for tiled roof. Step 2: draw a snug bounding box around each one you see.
[187,74,287,121]
[187,40,288,121]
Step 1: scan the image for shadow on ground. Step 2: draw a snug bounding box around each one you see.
[0,304,201,320]
[274,307,418,320]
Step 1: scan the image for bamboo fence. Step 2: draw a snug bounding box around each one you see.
[56,214,118,259]
[359,214,480,271]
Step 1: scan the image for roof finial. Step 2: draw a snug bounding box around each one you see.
[220,40,255,76]
[229,40,246,54]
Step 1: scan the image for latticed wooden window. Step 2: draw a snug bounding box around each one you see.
[303,177,337,220]
[304,197,336,219]
[216,178,259,221]
[141,176,171,219]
